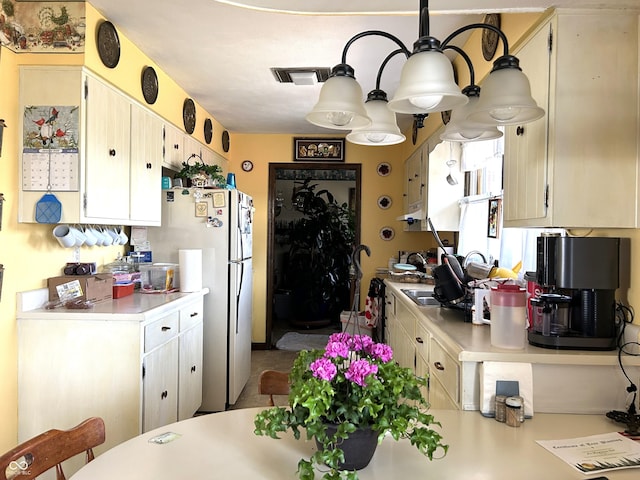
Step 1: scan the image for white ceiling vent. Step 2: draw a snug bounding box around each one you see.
[271,67,331,85]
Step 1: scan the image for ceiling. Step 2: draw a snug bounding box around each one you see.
[87,0,639,135]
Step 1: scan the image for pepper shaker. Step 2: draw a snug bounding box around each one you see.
[505,396,523,427]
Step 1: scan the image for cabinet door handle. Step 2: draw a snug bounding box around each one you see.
[190,312,199,317]
[108,149,116,156]
[161,326,172,331]
[146,162,152,169]
[416,337,424,344]
[191,365,197,373]
[433,361,445,371]
[516,125,525,136]
[161,390,168,399]
[174,144,179,150]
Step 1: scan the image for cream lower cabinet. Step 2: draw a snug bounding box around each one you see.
[503,10,639,228]
[178,301,204,421]
[385,289,460,409]
[17,294,205,478]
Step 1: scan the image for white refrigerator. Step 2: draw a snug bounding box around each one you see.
[146,188,253,411]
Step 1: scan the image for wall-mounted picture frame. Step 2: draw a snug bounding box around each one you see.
[294,138,344,162]
[487,197,501,238]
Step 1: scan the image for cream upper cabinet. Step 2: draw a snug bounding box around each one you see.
[18,66,162,226]
[503,10,639,228]
[84,74,131,222]
[402,140,464,232]
[163,122,185,171]
[183,134,203,162]
[130,104,163,224]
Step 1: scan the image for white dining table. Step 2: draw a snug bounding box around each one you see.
[70,407,639,479]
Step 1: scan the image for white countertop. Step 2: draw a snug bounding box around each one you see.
[69,407,639,480]
[385,280,640,367]
[17,288,209,322]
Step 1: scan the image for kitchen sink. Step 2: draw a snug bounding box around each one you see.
[401,289,441,307]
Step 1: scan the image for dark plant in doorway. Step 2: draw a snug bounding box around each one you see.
[286,178,355,325]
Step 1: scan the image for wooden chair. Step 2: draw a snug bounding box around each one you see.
[258,370,290,406]
[0,417,105,480]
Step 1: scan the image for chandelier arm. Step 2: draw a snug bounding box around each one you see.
[441,23,509,58]
[442,44,475,87]
[375,48,410,90]
[340,30,410,65]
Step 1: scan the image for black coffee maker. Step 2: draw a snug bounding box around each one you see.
[528,235,620,350]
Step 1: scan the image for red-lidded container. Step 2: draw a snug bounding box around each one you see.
[113,282,134,299]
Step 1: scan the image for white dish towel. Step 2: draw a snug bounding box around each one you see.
[479,361,534,418]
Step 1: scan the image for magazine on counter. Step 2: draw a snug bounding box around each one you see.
[537,432,640,474]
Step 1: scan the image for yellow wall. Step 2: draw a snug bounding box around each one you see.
[229,135,441,342]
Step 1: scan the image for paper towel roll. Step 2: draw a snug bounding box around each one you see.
[179,249,202,292]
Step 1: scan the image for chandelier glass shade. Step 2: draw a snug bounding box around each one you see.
[387,48,468,114]
[346,90,406,146]
[441,93,503,142]
[466,56,545,125]
[305,67,370,130]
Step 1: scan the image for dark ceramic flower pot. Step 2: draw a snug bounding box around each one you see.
[315,424,379,471]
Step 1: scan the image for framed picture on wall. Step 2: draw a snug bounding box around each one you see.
[487,197,501,238]
[294,138,344,162]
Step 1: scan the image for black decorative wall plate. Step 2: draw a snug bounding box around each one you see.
[183,98,196,134]
[204,118,213,144]
[222,130,230,152]
[141,66,158,104]
[97,21,120,68]
[482,14,501,61]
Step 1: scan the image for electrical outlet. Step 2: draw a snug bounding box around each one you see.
[623,323,640,355]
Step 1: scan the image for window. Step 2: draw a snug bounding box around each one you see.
[456,132,561,274]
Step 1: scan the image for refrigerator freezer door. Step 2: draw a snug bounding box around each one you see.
[228,258,252,404]
[230,190,253,261]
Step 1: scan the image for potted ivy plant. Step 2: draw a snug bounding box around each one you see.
[284,178,356,326]
[176,154,225,187]
[254,332,447,479]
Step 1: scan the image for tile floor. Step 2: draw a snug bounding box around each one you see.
[229,316,342,410]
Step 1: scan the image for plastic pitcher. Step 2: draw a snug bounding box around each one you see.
[490,284,527,349]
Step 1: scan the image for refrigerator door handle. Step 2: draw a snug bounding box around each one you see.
[235,261,245,334]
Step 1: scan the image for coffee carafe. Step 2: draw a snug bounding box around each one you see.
[528,235,620,350]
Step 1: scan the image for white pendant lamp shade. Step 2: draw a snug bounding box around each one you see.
[305,75,371,130]
[440,95,503,142]
[388,50,468,114]
[467,66,544,125]
[346,97,406,146]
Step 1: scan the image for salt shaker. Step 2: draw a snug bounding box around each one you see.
[505,396,523,427]
[495,395,507,423]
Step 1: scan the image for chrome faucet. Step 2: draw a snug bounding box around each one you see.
[463,250,487,268]
[406,252,427,270]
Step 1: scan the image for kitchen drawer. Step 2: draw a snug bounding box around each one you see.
[395,301,415,338]
[415,321,429,363]
[144,312,179,352]
[430,336,460,405]
[179,300,203,332]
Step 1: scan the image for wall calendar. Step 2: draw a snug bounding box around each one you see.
[21,105,80,192]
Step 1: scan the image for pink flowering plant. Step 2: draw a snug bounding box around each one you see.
[254,332,447,479]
